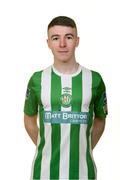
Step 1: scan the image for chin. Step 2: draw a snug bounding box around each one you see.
[55,55,71,63]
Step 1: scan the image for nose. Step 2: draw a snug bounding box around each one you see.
[59,38,66,47]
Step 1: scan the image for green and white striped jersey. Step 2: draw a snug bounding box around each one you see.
[24,64,108,180]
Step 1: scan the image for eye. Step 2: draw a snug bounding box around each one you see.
[66,36,73,40]
[52,37,59,41]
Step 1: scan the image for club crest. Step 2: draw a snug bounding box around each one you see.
[60,87,72,107]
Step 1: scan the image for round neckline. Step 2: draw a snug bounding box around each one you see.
[52,63,82,77]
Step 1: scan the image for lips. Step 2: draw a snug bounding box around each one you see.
[58,51,68,53]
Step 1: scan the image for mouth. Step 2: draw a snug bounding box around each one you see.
[58,51,69,53]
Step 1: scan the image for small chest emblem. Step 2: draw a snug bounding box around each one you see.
[60,87,72,107]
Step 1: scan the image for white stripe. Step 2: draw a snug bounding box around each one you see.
[79,67,92,179]
[59,75,71,179]
[40,66,52,179]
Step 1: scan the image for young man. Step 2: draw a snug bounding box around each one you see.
[24,16,108,180]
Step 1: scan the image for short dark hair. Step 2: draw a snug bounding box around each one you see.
[48,16,77,31]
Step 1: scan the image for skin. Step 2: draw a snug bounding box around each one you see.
[24,114,38,145]
[91,118,105,149]
[47,25,80,74]
[24,25,106,148]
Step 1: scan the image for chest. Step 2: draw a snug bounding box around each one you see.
[40,73,95,112]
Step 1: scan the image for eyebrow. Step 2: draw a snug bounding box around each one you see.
[51,33,74,39]
[65,33,74,37]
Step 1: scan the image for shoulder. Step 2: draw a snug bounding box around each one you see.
[91,70,103,82]
[31,70,43,81]
[82,65,102,78]
[28,70,43,88]
[29,65,51,84]
[81,66,102,78]
[81,66,104,86]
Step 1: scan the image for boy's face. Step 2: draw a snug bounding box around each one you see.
[47,25,79,63]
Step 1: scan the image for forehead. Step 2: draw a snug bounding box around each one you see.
[48,25,77,37]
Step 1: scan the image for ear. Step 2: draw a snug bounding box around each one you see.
[76,36,80,47]
[47,39,51,49]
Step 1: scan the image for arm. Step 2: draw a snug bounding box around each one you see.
[91,117,106,150]
[24,114,39,146]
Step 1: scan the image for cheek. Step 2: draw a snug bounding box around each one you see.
[51,46,59,55]
[67,40,77,48]
[52,46,58,53]
[68,44,76,51]
[50,42,59,50]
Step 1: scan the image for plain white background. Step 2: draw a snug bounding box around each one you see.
[0,0,120,179]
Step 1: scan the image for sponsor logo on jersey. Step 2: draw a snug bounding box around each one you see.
[43,111,89,124]
[60,87,72,107]
[102,92,108,114]
[25,87,30,99]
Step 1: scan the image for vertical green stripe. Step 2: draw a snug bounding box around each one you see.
[86,114,96,179]
[33,72,45,179]
[50,71,61,179]
[69,73,82,179]
[86,71,96,179]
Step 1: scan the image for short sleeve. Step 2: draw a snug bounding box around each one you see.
[24,73,38,116]
[94,76,108,119]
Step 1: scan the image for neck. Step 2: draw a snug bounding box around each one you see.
[53,59,79,75]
